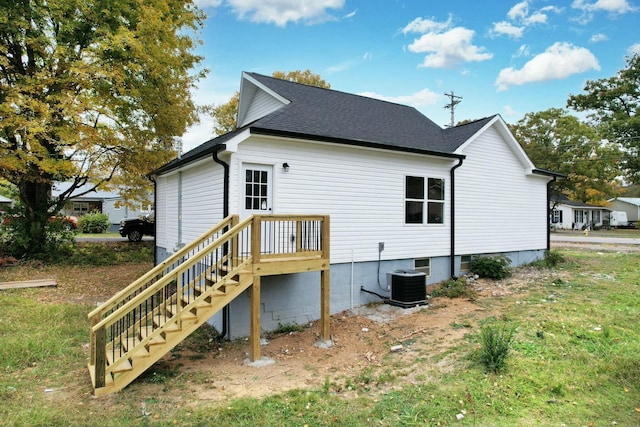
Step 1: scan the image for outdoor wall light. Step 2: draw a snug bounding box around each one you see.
[283,162,290,172]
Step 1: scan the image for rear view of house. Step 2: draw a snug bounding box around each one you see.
[87,72,559,396]
[152,72,556,338]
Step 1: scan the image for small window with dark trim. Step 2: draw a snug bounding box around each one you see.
[460,255,472,272]
[414,257,431,277]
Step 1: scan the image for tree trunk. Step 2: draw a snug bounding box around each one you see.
[18,179,53,257]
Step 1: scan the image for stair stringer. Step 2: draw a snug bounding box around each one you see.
[92,270,254,397]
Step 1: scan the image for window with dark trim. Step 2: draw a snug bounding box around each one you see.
[405,176,445,224]
[427,178,444,224]
[414,258,431,277]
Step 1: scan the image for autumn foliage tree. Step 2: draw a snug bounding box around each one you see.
[510,108,621,205]
[211,69,330,135]
[0,0,206,257]
[568,54,640,184]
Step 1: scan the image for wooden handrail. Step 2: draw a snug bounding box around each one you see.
[88,214,238,320]
[91,216,253,333]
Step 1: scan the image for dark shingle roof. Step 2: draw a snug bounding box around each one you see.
[154,73,501,174]
[246,72,471,155]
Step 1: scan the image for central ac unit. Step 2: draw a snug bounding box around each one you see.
[386,269,427,308]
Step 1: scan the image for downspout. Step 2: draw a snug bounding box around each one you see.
[149,176,157,266]
[450,157,464,279]
[213,147,230,339]
[546,176,556,251]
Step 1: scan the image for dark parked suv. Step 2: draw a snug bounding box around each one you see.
[119,211,154,242]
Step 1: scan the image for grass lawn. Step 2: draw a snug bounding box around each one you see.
[0,247,639,426]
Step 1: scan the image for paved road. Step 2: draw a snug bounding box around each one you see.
[75,236,154,242]
[551,233,640,246]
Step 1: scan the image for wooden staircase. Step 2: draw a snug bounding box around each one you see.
[88,214,330,396]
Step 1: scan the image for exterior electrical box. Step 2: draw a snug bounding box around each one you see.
[386,269,428,308]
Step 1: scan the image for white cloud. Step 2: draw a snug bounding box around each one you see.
[402,16,453,34]
[572,0,636,14]
[590,33,609,42]
[406,21,492,68]
[514,44,530,57]
[503,105,519,117]
[524,11,549,25]
[507,1,529,20]
[491,21,524,39]
[358,88,440,108]
[194,0,223,7]
[495,42,600,91]
[630,43,640,55]
[344,9,357,19]
[226,0,345,26]
[493,2,561,38]
[326,60,357,74]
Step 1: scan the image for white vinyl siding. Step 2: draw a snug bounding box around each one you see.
[155,176,168,248]
[231,137,454,263]
[455,126,548,253]
[181,162,225,243]
[240,89,284,127]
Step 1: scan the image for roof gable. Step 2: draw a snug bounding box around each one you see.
[237,73,290,127]
[452,115,535,173]
[610,197,640,207]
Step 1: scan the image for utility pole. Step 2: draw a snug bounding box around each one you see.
[444,91,462,128]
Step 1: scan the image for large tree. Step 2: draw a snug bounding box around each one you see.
[211,69,330,135]
[567,54,640,184]
[0,0,206,256]
[510,108,621,205]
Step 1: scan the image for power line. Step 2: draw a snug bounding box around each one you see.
[444,91,462,128]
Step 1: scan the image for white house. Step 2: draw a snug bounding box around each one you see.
[52,182,149,229]
[550,195,609,230]
[151,72,558,338]
[607,197,640,224]
[0,194,12,212]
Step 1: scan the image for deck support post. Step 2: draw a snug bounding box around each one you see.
[94,326,106,388]
[320,215,331,342]
[250,276,261,361]
[320,269,330,341]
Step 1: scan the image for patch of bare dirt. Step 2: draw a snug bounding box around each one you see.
[133,266,565,403]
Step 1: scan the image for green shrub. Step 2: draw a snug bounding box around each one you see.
[430,277,478,300]
[471,255,511,279]
[0,207,76,261]
[479,322,516,373]
[78,210,110,233]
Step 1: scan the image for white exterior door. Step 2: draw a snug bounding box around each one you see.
[241,163,275,254]
[241,163,273,219]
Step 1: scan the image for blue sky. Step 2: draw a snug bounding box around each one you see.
[181,0,640,151]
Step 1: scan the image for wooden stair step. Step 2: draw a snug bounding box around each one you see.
[105,351,133,373]
[123,338,150,360]
[168,304,197,320]
[140,328,166,346]
[153,314,181,331]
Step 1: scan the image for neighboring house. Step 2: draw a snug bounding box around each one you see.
[52,182,149,228]
[0,195,12,212]
[550,195,609,230]
[607,197,640,224]
[151,72,559,338]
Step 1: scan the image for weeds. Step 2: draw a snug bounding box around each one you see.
[478,321,516,373]
[430,277,478,300]
[273,321,305,335]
